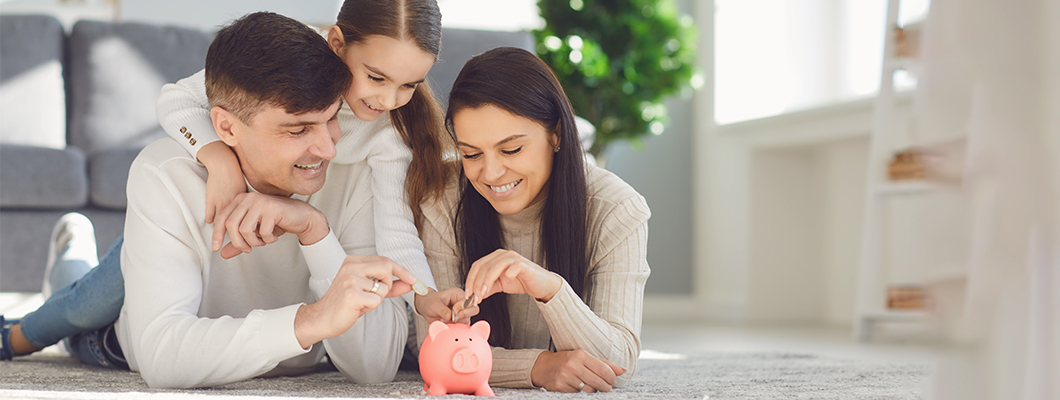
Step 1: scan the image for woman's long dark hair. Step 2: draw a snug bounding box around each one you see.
[446,47,589,347]
[335,0,450,230]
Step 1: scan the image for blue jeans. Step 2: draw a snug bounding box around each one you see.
[19,235,126,369]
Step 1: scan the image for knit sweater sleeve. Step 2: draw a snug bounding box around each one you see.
[299,162,410,384]
[488,348,546,388]
[155,69,220,159]
[120,143,308,389]
[363,123,436,291]
[414,184,464,349]
[536,183,651,388]
[420,187,463,292]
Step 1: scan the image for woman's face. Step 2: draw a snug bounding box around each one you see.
[329,31,435,121]
[453,104,560,215]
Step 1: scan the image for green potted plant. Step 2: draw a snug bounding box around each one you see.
[534,0,700,160]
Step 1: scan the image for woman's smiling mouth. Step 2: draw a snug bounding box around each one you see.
[488,179,522,193]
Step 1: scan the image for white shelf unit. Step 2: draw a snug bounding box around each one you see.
[853,0,970,341]
[872,180,935,196]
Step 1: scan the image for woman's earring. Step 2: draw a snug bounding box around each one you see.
[554,145,560,153]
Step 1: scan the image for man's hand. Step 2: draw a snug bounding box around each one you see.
[531,350,627,393]
[212,192,329,259]
[414,287,480,324]
[293,255,417,349]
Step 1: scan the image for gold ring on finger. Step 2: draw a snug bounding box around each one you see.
[370,279,381,293]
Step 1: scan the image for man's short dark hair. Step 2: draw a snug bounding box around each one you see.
[205,12,352,123]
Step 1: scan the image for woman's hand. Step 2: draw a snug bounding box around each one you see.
[414,287,480,324]
[198,141,245,250]
[464,249,563,304]
[531,350,627,393]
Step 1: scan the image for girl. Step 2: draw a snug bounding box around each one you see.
[420,47,652,392]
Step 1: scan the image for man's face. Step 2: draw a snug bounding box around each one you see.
[229,101,343,197]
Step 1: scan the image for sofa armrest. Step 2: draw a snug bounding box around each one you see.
[0,144,88,208]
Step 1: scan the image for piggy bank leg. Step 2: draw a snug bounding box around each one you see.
[425,384,448,396]
[474,383,495,396]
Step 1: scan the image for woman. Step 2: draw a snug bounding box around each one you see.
[418,47,651,392]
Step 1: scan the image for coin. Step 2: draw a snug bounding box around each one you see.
[412,280,428,296]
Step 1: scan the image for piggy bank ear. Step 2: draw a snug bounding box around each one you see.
[428,320,450,341]
[470,320,491,340]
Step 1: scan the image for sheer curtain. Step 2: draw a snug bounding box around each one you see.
[922,0,1059,398]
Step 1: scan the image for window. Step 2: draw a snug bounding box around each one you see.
[714,0,928,125]
[438,0,543,31]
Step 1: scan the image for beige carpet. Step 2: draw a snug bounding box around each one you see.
[0,350,930,399]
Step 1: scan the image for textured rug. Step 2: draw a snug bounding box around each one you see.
[0,350,931,399]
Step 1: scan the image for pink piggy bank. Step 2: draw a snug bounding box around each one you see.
[419,320,495,396]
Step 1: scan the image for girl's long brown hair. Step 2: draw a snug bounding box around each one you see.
[335,0,450,229]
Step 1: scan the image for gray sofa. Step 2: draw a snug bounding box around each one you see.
[0,13,533,292]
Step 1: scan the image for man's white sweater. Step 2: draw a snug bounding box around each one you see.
[155,70,436,292]
[116,137,408,388]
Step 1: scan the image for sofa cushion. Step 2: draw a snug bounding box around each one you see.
[67,20,212,156]
[430,28,535,105]
[0,15,66,149]
[0,144,88,208]
[88,147,142,209]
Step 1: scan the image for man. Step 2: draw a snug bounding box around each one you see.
[116,12,416,388]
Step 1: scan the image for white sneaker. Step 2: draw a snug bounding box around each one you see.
[42,213,97,299]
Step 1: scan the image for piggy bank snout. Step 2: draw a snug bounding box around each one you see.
[451,348,480,373]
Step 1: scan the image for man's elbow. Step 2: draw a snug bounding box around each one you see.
[136,358,222,389]
[139,366,199,389]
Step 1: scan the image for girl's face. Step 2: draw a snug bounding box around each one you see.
[453,104,560,215]
[328,30,435,121]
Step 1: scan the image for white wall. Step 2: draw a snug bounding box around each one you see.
[819,138,868,325]
[120,1,341,31]
[743,137,868,325]
[600,0,697,297]
[747,146,826,322]
[689,83,876,325]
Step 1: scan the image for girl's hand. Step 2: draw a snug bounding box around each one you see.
[197,141,245,249]
[464,249,563,304]
[531,350,627,393]
[414,287,480,324]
